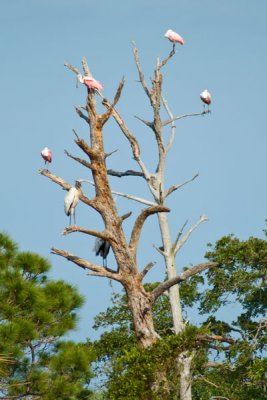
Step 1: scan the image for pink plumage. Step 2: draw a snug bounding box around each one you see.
[41,147,52,165]
[77,74,103,92]
[83,77,103,91]
[164,29,185,45]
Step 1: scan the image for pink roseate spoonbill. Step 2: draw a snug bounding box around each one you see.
[41,147,52,169]
[200,89,212,111]
[77,73,103,92]
[94,238,111,268]
[64,181,81,226]
[164,29,185,45]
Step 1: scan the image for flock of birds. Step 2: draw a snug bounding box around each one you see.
[40,29,211,267]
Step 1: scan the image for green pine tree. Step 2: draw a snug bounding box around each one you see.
[0,232,96,399]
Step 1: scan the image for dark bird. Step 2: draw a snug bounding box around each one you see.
[94,238,110,267]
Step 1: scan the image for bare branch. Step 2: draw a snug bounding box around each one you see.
[81,56,92,76]
[81,179,156,206]
[129,206,170,261]
[62,226,115,242]
[64,150,93,170]
[120,211,132,222]
[51,248,122,282]
[158,46,176,69]
[39,169,72,191]
[162,110,210,127]
[74,105,90,124]
[180,262,217,280]
[64,62,81,76]
[151,262,217,302]
[99,78,125,126]
[195,374,219,388]
[197,334,235,344]
[75,137,97,159]
[107,169,144,178]
[164,173,199,199]
[134,115,153,128]
[102,98,151,181]
[105,149,118,159]
[172,219,188,249]
[153,244,166,256]
[39,170,97,209]
[161,95,176,154]
[173,215,208,256]
[139,261,157,280]
[132,44,151,99]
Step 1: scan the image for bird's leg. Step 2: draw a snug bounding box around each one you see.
[73,210,76,226]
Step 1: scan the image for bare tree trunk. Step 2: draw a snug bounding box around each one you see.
[179,353,193,400]
[157,212,184,333]
[125,283,159,347]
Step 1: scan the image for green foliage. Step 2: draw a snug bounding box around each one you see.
[92,228,267,399]
[0,232,95,399]
[101,326,200,400]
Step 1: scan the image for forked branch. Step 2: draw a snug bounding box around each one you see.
[173,215,208,255]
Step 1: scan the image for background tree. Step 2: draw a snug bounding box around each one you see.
[91,228,267,399]
[0,232,95,399]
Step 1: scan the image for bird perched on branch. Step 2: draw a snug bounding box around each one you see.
[200,89,212,110]
[94,238,110,268]
[64,181,81,225]
[164,29,185,45]
[41,147,52,168]
[77,73,103,92]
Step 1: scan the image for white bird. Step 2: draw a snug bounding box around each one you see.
[200,89,212,110]
[94,238,110,268]
[64,181,81,225]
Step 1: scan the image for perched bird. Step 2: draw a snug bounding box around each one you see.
[200,89,212,110]
[77,73,103,92]
[94,237,110,268]
[164,29,185,45]
[64,181,81,225]
[41,147,52,167]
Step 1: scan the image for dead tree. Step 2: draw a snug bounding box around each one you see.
[101,45,213,400]
[39,52,216,397]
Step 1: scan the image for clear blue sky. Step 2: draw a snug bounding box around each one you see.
[1,0,266,341]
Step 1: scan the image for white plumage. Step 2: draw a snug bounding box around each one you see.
[64,187,80,225]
